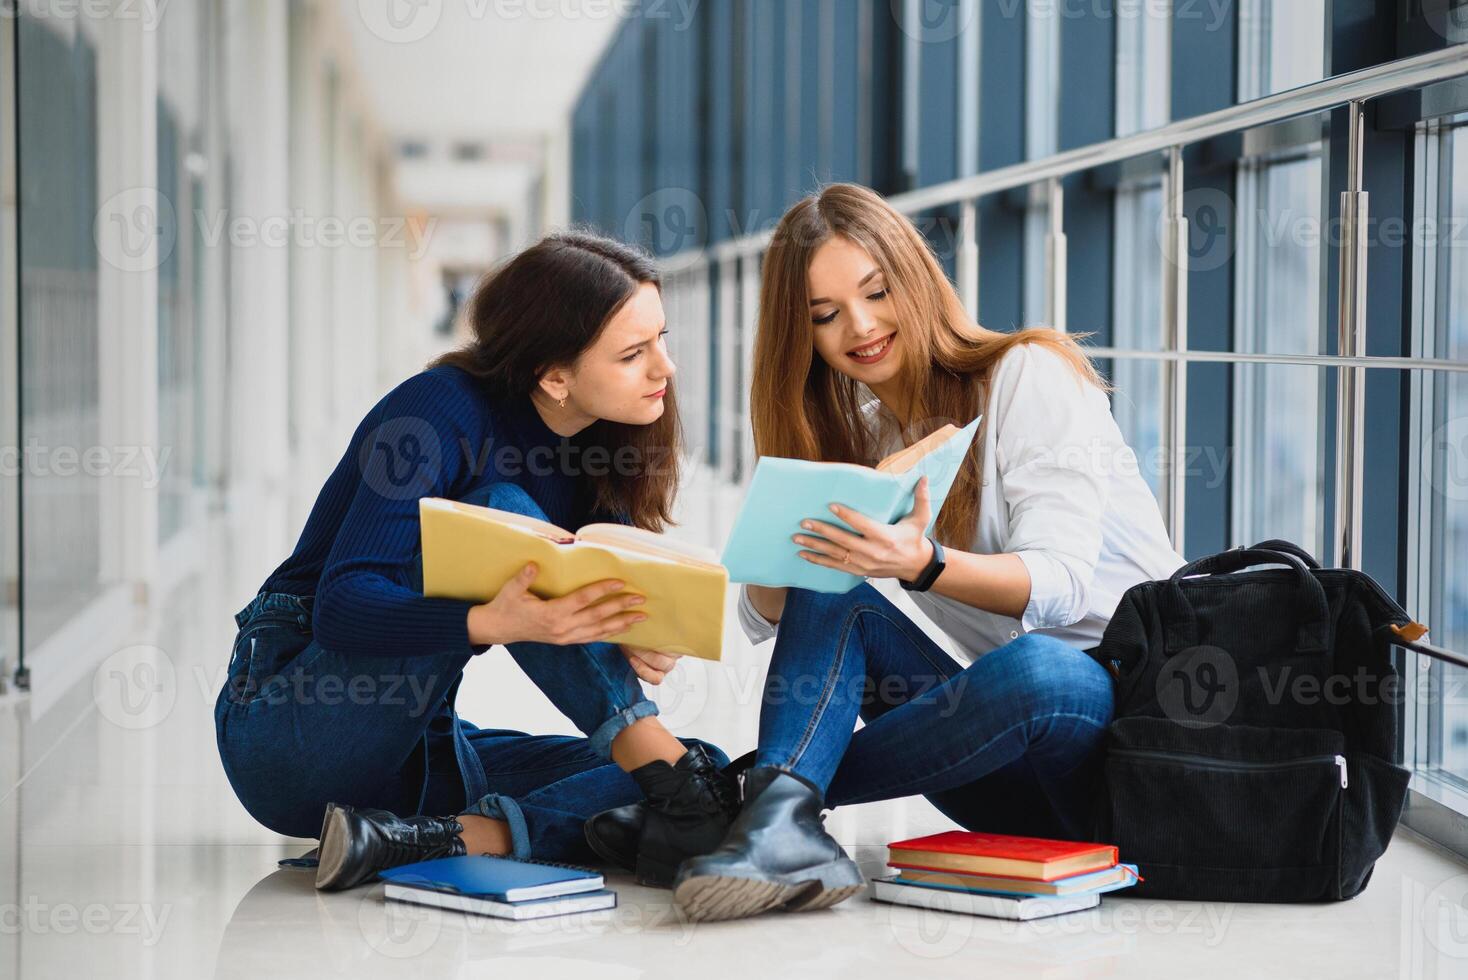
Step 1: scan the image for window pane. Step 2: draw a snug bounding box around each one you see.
[1231,362,1329,553]
[18,18,107,647]
[0,15,15,681]
[1238,0,1326,101]
[1238,153,1326,357]
[157,2,207,544]
[1024,0,1059,160]
[1424,124,1468,783]
[1111,180,1166,498]
[1115,0,1171,137]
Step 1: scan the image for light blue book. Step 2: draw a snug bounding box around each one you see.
[720,415,983,593]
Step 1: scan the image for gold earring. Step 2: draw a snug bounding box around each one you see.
[559,396,567,409]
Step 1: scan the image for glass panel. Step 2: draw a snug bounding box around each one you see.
[1115,0,1171,137]
[1237,153,1326,357]
[1424,123,1468,784]
[1111,180,1166,498]
[1230,361,1329,555]
[1238,0,1326,101]
[1107,357,1168,502]
[17,18,107,647]
[1024,0,1059,161]
[157,0,205,542]
[0,13,16,683]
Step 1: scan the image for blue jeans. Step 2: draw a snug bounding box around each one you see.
[754,584,1114,840]
[214,482,727,862]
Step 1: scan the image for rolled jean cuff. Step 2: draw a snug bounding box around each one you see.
[588,701,660,759]
[461,792,532,861]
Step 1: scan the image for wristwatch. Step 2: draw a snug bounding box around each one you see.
[900,535,946,592]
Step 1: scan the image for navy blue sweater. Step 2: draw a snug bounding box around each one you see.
[259,365,615,658]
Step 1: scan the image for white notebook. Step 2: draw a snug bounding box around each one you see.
[870,876,1101,920]
[384,883,617,921]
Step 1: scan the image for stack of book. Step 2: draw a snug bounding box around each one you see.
[378,855,616,921]
[871,831,1139,921]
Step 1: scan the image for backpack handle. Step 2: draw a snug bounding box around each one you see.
[1162,548,1331,655]
[1244,539,1323,569]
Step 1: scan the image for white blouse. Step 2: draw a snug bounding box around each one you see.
[736,341,1187,661]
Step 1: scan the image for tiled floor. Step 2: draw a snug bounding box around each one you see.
[3,514,1468,979]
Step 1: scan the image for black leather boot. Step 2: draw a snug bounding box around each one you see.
[314,802,467,891]
[584,744,740,887]
[672,766,865,921]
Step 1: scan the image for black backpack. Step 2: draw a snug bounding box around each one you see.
[1088,540,1421,902]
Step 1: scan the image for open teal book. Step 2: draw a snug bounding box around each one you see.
[721,414,982,593]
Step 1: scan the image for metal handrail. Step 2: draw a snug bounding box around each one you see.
[668,43,1468,264]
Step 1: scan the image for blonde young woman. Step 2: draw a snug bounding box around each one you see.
[668,184,1186,921]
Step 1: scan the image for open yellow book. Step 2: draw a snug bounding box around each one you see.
[418,498,728,661]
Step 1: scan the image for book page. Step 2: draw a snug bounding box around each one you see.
[875,423,963,474]
[574,524,721,568]
[424,499,577,543]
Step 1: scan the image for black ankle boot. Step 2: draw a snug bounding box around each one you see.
[672,766,865,921]
[314,802,467,891]
[584,745,740,887]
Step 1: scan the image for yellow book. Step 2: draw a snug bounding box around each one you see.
[418,498,727,661]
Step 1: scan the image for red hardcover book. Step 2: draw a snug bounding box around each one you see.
[887,831,1118,882]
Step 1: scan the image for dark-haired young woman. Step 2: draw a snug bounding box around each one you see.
[214,232,737,891]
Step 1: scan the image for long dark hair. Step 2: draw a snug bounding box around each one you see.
[431,230,681,531]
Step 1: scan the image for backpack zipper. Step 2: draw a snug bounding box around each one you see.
[1113,748,1349,788]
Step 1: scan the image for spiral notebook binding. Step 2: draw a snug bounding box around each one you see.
[517,856,600,877]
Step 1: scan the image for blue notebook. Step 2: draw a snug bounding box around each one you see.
[721,415,982,593]
[377,855,604,903]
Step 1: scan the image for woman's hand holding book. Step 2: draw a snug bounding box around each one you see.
[466,564,649,648]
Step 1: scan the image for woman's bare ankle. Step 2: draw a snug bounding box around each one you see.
[457,814,512,855]
[610,716,687,771]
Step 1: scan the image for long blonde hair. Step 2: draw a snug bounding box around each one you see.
[750,183,1110,545]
